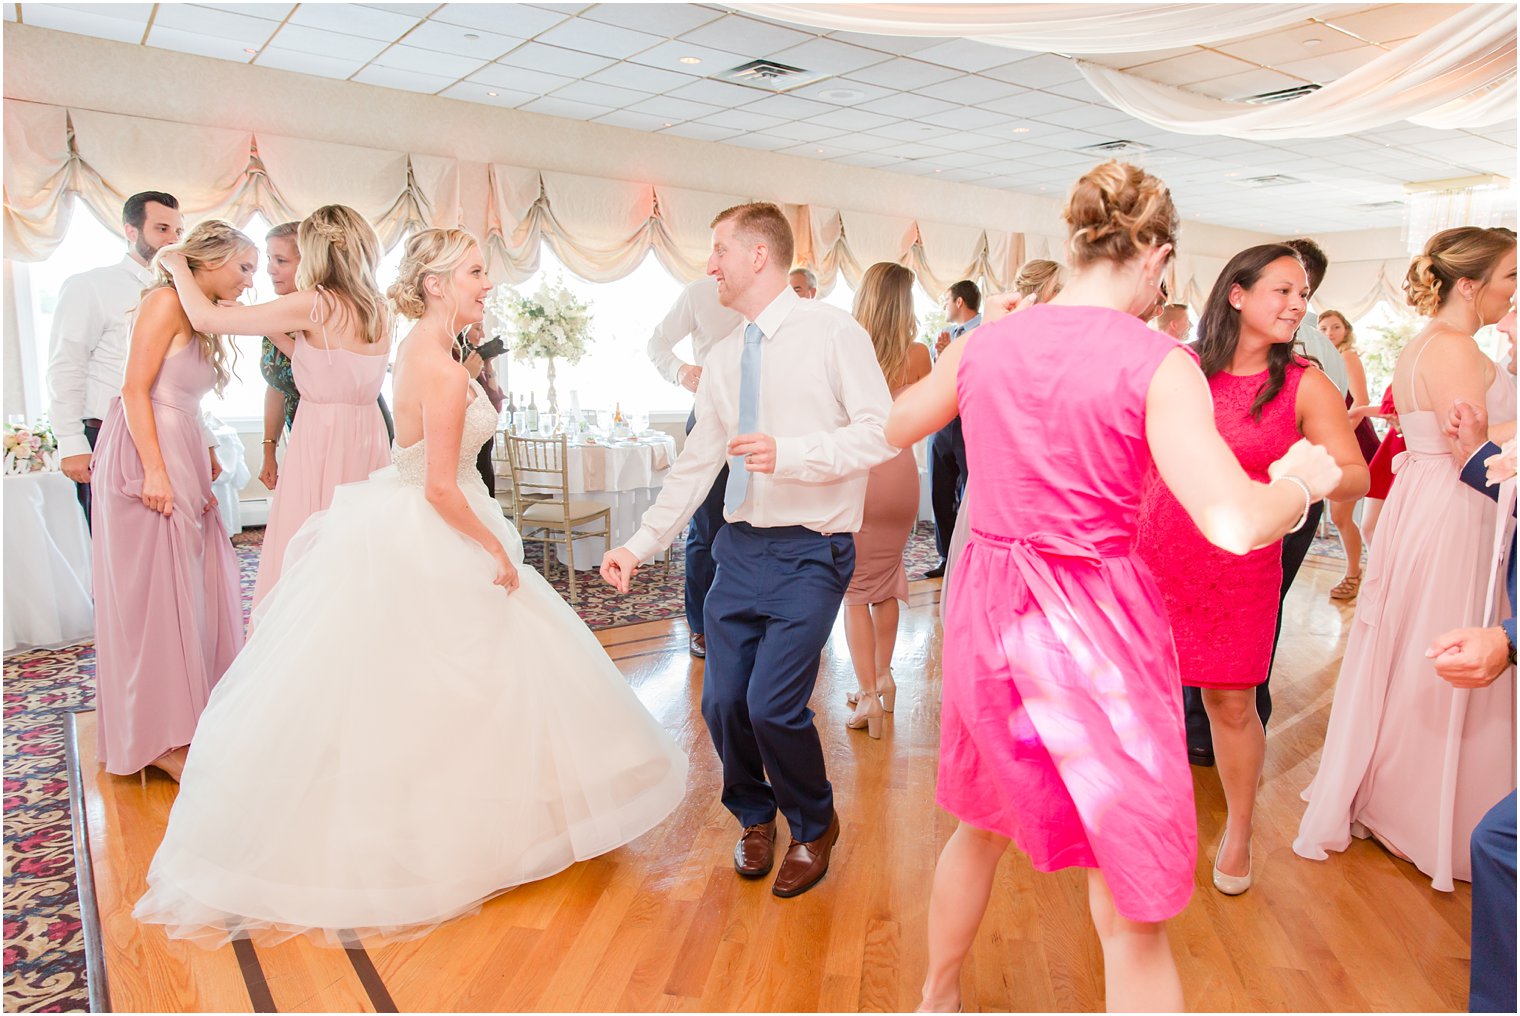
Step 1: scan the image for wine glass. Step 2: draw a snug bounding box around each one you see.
[632,410,650,434]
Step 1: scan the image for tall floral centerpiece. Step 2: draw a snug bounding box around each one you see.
[492,276,594,416]
[4,417,58,475]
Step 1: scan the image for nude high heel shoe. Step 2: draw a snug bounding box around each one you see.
[845,692,884,739]
[1212,829,1252,895]
[877,669,897,713]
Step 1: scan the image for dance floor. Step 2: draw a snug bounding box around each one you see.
[67,561,1470,1013]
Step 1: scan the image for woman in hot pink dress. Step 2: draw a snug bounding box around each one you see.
[887,162,1344,1012]
[163,206,392,609]
[1136,245,1367,896]
[92,221,249,779]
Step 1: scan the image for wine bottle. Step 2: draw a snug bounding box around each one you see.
[504,391,518,433]
[526,392,540,433]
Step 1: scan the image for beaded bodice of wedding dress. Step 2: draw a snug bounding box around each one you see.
[393,380,496,490]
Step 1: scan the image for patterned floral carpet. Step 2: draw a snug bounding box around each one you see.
[2,521,941,1012]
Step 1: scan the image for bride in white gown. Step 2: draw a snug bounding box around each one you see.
[134,227,687,946]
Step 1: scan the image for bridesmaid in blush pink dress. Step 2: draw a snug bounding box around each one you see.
[92,222,250,779]
[161,205,392,610]
[886,162,1345,1013]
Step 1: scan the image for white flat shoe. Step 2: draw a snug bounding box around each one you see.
[1212,830,1252,895]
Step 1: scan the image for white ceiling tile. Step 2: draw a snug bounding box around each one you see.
[628,39,748,76]
[845,57,960,90]
[940,167,996,183]
[256,46,368,79]
[534,17,662,59]
[496,41,615,76]
[351,63,457,93]
[1007,148,1096,170]
[768,37,889,76]
[778,141,851,160]
[823,29,942,56]
[675,13,814,57]
[737,93,834,121]
[375,45,486,78]
[766,119,840,143]
[832,150,899,169]
[441,81,538,108]
[915,150,990,170]
[722,132,795,151]
[786,78,896,106]
[982,53,1086,88]
[1029,103,1139,132]
[1212,20,1365,66]
[148,25,263,61]
[585,61,691,93]
[626,94,724,121]
[1036,77,1115,104]
[20,4,149,42]
[914,75,1026,106]
[364,3,434,15]
[887,141,957,159]
[468,62,575,92]
[980,90,1088,118]
[518,95,615,120]
[1130,50,1262,87]
[582,2,722,36]
[866,120,959,144]
[658,121,740,143]
[529,3,594,13]
[155,4,278,41]
[664,77,767,108]
[697,108,788,132]
[592,109,677,131]
[807,106,897,132]
[1081,45,1199,71]
[268,23,391,61]
[1271,46,1383,84]
[891,161,942,177]
[198,4,295,19]
[857,92,959,120]
[550,79,646,108]
[1322,4,1459,45]
[1187,68,1302,101]
[827,132,910,154]
[907,38,1019,73]
[402,20,524,58]
[431,4,567,36]
[287,2,420,40]
[934,106,1021,132]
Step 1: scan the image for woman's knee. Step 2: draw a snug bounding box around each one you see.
[1202,689,1258,729]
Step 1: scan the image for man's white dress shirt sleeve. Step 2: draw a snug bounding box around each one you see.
[47,274,100,459]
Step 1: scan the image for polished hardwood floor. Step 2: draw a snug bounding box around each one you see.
[73,560,1472,1012]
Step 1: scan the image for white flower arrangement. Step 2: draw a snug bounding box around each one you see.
[492,276,594,366]
[4,417,59,474]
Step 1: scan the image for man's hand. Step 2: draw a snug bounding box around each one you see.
[935,329,952,356]
[209,448,223,483]
[61,453,92,485]
[1427,626,1511,687]
[600,547,640,594]
[678,364,703,393]
[729,433,777,474]
[1443,399,1489,463]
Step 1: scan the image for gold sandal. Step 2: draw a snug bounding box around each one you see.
[1330,574,1362,600]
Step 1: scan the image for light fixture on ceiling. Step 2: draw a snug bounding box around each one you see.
[663,122,673,127]
[486,91,498,96]
[818,87,865,102]
[1303,38,1323,47]
[244,47,257,54]
[464,32,480,41]
[679,56,702,65]
[933,168,943,173]
[1012,127,1030,134]
[1225,171,1239,177]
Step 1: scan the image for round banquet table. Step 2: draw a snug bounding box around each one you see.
[548,432,677,570]
[4,470,94,652]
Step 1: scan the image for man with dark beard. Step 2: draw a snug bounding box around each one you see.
[48,190,185,525]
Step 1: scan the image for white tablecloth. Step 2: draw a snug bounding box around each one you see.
[541,434,677,570]
[4,471,94,652]
[209,421,250,535]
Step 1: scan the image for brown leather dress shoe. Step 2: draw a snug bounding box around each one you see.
[772,811,840,898]
[733,819,776,878]
[689,633,707,658]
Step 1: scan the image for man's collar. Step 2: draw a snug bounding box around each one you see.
[748,284,800,339]
[120,253,153,283]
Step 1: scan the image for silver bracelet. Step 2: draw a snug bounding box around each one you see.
[1275,474,1314,532]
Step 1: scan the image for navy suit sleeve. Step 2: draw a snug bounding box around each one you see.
[1460,441,1503,501]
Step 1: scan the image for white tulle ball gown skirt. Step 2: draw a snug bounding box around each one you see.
[133,463,688,947]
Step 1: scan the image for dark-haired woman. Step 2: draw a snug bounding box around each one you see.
[1137,244,1367,896]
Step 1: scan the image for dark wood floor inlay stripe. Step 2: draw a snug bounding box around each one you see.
[231,938,277,1012]
[345,941,400,1013]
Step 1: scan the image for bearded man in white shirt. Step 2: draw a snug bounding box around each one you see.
[48,190,185,526]
[605,202,895,899]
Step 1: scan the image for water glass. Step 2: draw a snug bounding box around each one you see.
[632,410,650,434]
[541,412,558,435]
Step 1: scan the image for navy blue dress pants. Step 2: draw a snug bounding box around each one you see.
[684,408,729,636]
[701,522,854,843]
[1471,791,1516,1013]
[929,417,966,560]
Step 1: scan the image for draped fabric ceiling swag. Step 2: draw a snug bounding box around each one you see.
[3,92,1403,317]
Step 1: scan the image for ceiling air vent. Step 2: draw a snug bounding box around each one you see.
[1242,83,1322,104]
[715,59,826,92]
[1077,139,1152,157]
[1239,174,1305,188]
[1358,199,1405,210]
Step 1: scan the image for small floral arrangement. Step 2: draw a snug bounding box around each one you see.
[492,276,594,366]
[4,418,58,474]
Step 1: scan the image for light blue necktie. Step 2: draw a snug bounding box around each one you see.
[724,323,764,514]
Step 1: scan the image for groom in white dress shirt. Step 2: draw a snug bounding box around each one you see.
[603,202,895,898]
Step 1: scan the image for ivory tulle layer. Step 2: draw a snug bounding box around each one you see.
[134,467,688,946]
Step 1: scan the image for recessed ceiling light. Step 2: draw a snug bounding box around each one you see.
[1039,185,1048,191]
[244,47,257,54]
[1303,37,1323,47]
[679,56,702,65]
[486,91,499,96]
[818,87,864,102]
[463,32,480,41]
[816,147,824,153]
[663,122,673,127]
[1012,127,1030,134]
[933,168,943,173]
[1225,171,1239,177]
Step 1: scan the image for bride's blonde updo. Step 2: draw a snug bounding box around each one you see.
[149,219,251,395]
[387,227,480,320]
[1062,160,1178,268]
[1403,226,1516,317]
